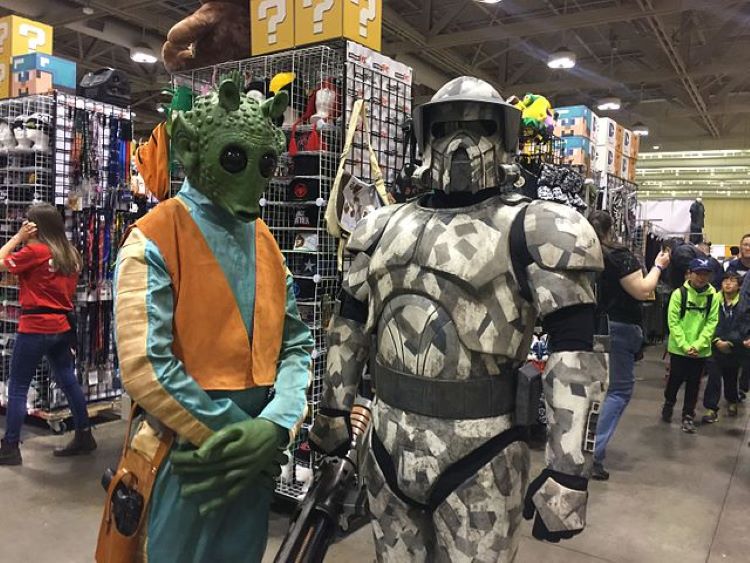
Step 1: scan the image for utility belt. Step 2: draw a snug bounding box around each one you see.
[371,361,541,423]
[95,404,174,563]
[22,307,77,346]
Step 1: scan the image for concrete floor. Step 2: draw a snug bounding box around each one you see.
[2,347,750,562]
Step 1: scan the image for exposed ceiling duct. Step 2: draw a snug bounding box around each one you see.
[0,0,164,60]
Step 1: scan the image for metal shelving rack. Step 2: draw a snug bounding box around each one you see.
[598,172,639,243]
[0,93,131,431]
[173,41,412,500]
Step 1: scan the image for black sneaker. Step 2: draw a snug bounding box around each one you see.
[661,403,674,423]
[0,439,22,466]
[591,462,610,481]
[53,429,97,457]
[682,416,697,434]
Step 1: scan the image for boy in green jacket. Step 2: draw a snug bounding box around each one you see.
[662,258,720,433]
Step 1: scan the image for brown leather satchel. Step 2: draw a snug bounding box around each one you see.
[95,405,174,563]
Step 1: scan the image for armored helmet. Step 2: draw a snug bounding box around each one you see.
[412,76,521,194]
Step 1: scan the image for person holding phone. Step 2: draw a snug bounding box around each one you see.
[588,211,670,480]
[0,203,95,466]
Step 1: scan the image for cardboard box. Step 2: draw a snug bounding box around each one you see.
[12,53,76,90]
[594,145,621,176]
[10,68,52,96]
[622,128,636,157]
[0,15,53,99]
[562,135,594,171]
[554,105,598,141]
[596,117,622,150]
[631,134,640,159]
[626,156,638,182]
[619,150,629,179]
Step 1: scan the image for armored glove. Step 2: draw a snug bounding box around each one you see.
[170,417,287,514]
[523,468,589,542]
[308,408,352,458]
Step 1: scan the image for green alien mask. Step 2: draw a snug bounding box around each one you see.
[171,74,288,221]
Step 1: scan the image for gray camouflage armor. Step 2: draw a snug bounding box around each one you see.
[310,194,608,562]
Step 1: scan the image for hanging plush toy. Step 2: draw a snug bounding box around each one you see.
[0,118,17,150]
[25,113,51,152]
[12,116,32,149]
[162,0,250,73]
[510,93,556,139]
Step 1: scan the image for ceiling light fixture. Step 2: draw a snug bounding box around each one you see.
[156,106,165,114]
[547,48,576,69]
[475,0,503,3]
[82,5,94,15]
[652,145,661,150]
[130,43,157,64]
[597,97,621,111]
[632,122,649,136]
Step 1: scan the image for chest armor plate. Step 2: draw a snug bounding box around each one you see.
[365,198,537,377]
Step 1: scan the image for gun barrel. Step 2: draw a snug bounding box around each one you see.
[274,400,372,563]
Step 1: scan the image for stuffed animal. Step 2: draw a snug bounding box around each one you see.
[25,113,51,152]
[12,116,33,149]
[162,0,250,74]
[0,118,17,150]
[510,93,556,139]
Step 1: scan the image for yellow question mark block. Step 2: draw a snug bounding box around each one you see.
[250,0,295,55]
[294,0,381,51]
[0,15,53,99]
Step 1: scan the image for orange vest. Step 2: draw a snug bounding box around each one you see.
[135,198,286,390]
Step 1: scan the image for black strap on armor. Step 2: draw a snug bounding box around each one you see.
[371,425,526,512]
[372,362,516,419]
[509,206,534,303]
[337,290,368,323]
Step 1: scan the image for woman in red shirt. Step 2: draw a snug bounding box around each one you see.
[0,203,95,465]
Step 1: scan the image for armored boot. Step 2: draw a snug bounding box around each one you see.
[0,439,22,466]
[53,428,97,457]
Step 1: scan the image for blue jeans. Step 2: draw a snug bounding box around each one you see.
[594,321,643,464]
[4,333,89,443]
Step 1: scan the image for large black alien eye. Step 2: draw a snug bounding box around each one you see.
[220,144,248,173]
[259,151,278,178]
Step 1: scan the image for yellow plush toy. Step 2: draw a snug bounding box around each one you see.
[510,93,556,138]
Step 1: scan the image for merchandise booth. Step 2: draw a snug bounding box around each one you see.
[0,16,139,432]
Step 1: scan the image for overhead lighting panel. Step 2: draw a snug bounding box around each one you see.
[131,44,158,64]
[632,122,649,136]
[597,97,621,111]
[547,48,576,69]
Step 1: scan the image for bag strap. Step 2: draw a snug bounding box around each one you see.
[330,99,389,216]
[679,286,687,319]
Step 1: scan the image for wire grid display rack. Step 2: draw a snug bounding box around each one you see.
[54,93,134,414]
[172,42,412,500]
[597,172,639,244]
[0,93,131,431]
[519,134,565,168]
[0,95,56,420]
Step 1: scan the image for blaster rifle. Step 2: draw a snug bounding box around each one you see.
[274,399,372,563]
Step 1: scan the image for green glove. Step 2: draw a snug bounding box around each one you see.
[171,417,287,514]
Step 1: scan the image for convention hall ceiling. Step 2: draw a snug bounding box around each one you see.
[1,0,749,158]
